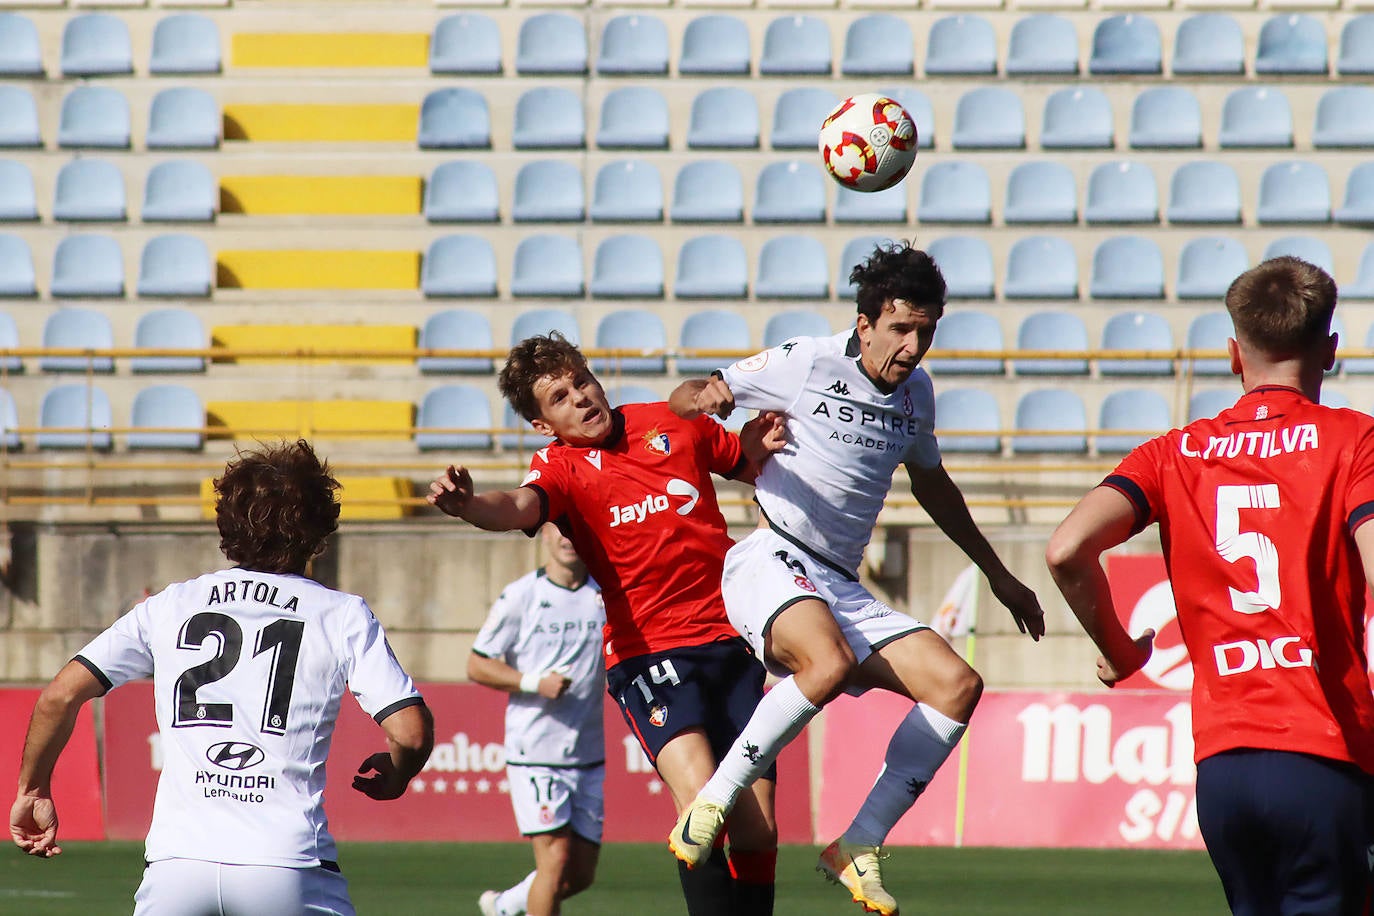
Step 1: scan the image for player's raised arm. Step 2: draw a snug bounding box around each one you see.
[427,465,543,532]
[352,702,435,801]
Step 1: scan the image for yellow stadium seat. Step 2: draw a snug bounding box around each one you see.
[216,250,420,290]
[206,400,414,440]
[232,33,429,69]
[220,176,423,216]
[211,325,416,364]
[223,104,418,142]
[200,475,413,520]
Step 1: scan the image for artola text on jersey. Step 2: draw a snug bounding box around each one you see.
[206,578,300,612]
[1178,424,1318,461]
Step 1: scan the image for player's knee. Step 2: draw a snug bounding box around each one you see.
[558,866,596,898]
[947,667,983,719]
[798,642,858,705]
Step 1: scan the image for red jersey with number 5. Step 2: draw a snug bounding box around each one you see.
[1105,385,1374,772]
[521,403,747,668]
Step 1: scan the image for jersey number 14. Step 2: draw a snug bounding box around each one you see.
[173,611,305,735]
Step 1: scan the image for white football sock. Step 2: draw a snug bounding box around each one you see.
[496,871,536,916]
[697,675,821,809]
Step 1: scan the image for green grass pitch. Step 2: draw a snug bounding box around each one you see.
[0,842,1227,914]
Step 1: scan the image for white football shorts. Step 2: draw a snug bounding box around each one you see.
[505,763,605,843]
[133,858,354,916]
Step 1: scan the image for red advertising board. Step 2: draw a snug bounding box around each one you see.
[0,689,104,840]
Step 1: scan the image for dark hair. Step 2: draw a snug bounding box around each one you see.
[499,333,592,422]
[1225,256,1337,358]
[848,240,947,322]
[214,439,340,575]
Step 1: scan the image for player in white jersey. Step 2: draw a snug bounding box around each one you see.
[10,440,434,916]
[667,242,1045,915]
[471,524,606,916]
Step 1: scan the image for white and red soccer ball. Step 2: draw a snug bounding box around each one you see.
[818,93,918,193]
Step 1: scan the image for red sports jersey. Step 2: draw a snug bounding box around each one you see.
[1106,385,1374,773]
[521,403,747,667]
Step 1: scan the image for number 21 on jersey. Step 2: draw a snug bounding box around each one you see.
[173,612,305,734]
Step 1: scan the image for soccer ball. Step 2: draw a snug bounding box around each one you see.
[818,94,918,193]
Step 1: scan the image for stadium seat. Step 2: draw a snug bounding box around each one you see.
[37,384,112,450]
[150,14,220,75]
[1177,237,1247,299]
[882,89,935,150]
[1098,390,1170,454]
[759,15,831,76]
[1257,162,1330,224]
[1338,15,1374,75]
[605,385,659,408]
[138,235,211,298]
[511,308,579,345]
[0,312,19,373]
[142,161,216,223]
[0,13,42,76]
[772,88,841,150]
[61,14,131,77]
[754,161,826,224]
[590,236,664,299]
[836,235,891,301]
[934,388,1001,454]
[679,15,750,76]
[0,87,39,148]
[0,160,36,221]
[1186,312,1236,376]
[0,234,34,297]
[512,161,584,223]
[927,310,1003,375]
[1172,14,1244,75]
[1345,318,1374,369]
[1012,390,1087,454]
[687,88,759,150]
[841,15,913,76]
[1006,15,1078,76]
[927,237,994,299]
[418,310,494,375]
[1005,236,1078,299]
[499,401,553,451]
[131,308,205,374]
[671,162,743,224]
[1263,235,1333,273]
[1322,389,1351,409]
[1089,15,1162,75]
[597,88,669,150]
[1130,87,1202,149]
[51,234,122,298]
[1219,88,1293,148]
[834,185,907,224]
[593,309,667,373]
[1336,163,1374,225]
[416,385,493,451]
[513,88,584,150]
[1313,88,1374,148]
[1004,162,1076,224]
[425,161,498,223]
[952,88,1025,150]
[1255,14,1327,75]
[512,236,584,298]
[431,13,500,75]
[1167,162,1242,224]
[763,311,830,348]
[417,88,491,150]
[1348,245,1374,300]
[926,15,997,75]
[128,385,203,451]
[516,13,586,75]
[1091,236,1165,299]
[59,87,130,150]
[41,308,114,373]
[1085,162,1159,224]
[0,388,18,449]
[53,159,125,222]
[146,88,220,150]
[1099,311,1174,376]
[1016,311,1088,376]
[917,161,990,223]
[675,235,747,299]
[756,236,828,300]
[591,160,662,223]
[1189,389,1237,422]
[597,15,668,75]
[1040,87,1113,150]
[678,310,751,375]
[421,236,498,298]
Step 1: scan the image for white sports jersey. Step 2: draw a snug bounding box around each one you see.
[720,330,941,575]
[471,569,606,766]
[75,569,422,869]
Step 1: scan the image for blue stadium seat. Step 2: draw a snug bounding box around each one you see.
[927,310,1003,375]
[1172,14,1244,75]
[1313,87,1374,148]
[512,236,583,298]
[1004,161,1076,224]
[763,311,830,348]
[425,161,498,223]
[128,385,203,451]
[0,13,42,76]
[150,14,220,75]
[842,15,913,76]
[754,161,826,224]
[1220,88,1293,148]
[756,236,828,299]
[1346,319,1374,370]
[512,161,584,223]
[772,88,841,150]
[592,160,662,223]
[517,13,586,75]
[679,311,750,375]
[1017,311,1088,375]
[1338,15,1374,75]
[0,87,39,148]
[679,15,750,76]
[593,309,667,373]
[142,161,216,223]
[1089,14,1162,74]
[1130,87,1202,149]
[59,87,130,149]
[676,235,747,299]
[41,308,114,373]
[0,234,34,297]
[1100,311,1174,376]
[687,88,759,150]
[53,159,125,222]
[37,384,112,450]
[1348,244,1374,300]
[881,88,935,150]
[834,185,907,224]
[917,161,990,223]
[417,88,491,150]
[0,388,20,448]
[0,312,19,373]
[1255,14,1327,75]
[1006,15,1078,76]
[605,385,660,408]
[511,308,580,345]
[1263,235,1333,273]
[1041,87,1113,150]
[51,234,122,298]
[418,310,493,374]
[598,87,669,150]
[927,236,994,300]
[1005,236,1078,299]
[1167,162,1241,224]
[416,385,493,451]
[1186,312,1236,376]
[671,162,743,223]
[500,401,553,451]
[147,88,220,149]
[836,235,891,301]
[132,308,205,373]
[430,14,501,75]
[591,235,664,299]
[421,235,498,298]
[1189,389,1237,422]
[953,88,1025,150]
[1177,236,1247,299]
[1098,390,1170,454]
[1336,162,1374,225]
[138,235,211,298]
[926,15,996,75]
[934,388,1001,454]
[61,13,131,77]
[0,160,36,221]
[760,15,831,75]
[1257,162,1330,224]
[1085,162,1158,224]
[1091,236,1165,299]
[1013,389,1087,454]
[597,14,668,75]
[1321,389,1351,409]
[513,87,583,150]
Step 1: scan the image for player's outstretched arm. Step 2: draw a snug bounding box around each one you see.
[669,378,736,420]
[353,702,435,801]
[468,652,571,700]
[426,465,543,532]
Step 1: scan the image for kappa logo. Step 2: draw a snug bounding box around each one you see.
[902,388,913,417]
[826,379,851,396]
[206,741,265,772]
[538,600,552,609]
[781,342,797,357]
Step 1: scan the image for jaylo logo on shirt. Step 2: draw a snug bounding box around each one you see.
[607,479,700,527]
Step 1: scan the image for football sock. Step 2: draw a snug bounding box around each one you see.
[495,871,535,916]
[698,676,820,809]
[678,845,735,916]
[843,703,967,848]
[730,848,777,916]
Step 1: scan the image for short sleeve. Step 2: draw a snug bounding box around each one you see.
[719,337,816,414]
[693,413,747,479]
[520,448,572,533]
[1102,435,1170,534]
[74,600,155,693]
[471,579,527,661]
[1345,424,1374,533]
[341,597,423,724]
[901,371,941,470]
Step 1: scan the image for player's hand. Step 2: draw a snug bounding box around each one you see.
[1097,629,1155,688]
[990,573,1046,642]
[10,794,61,858]
[426,465,473,518]
[740,411,788,468]
[694,378,736,420]
[352,752,409,801]
[538,672,572,700]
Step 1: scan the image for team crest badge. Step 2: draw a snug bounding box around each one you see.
[539,804,554,825]
[649,704,669,727]
[794,575,817,593]
[643,429,671,455]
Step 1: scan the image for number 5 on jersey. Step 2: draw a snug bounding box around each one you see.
[1215,484,1281,615]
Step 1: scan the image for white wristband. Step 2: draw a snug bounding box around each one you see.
[519,671,543,694]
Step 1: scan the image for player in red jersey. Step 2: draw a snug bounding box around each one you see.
[428,334,786,916]
[1047,256,1374,915]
